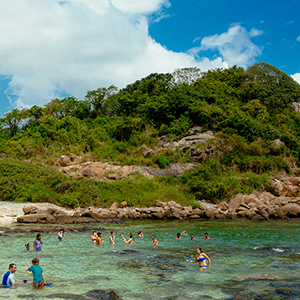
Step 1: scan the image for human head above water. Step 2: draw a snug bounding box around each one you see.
[9,263,17,272]
[177,233,181,238]
[36,233,41,240]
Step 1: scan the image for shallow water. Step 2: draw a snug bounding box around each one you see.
[1,219,300,299]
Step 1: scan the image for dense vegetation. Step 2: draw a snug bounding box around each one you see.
[1,62,300,208]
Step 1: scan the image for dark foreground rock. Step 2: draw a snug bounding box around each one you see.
[17,289,123,300]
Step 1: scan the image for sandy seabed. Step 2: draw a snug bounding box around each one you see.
[0,201,69,226]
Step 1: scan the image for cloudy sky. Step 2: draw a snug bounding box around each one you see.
[0,0,299,115]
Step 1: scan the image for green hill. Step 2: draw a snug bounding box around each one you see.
[1,62,300,208]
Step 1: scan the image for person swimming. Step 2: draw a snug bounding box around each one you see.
[181,231,188,236]
[137,231,144,238]
[176,233,182,240]
[202,232,211,240]
[187,247,211,270]
[24,243,30,251]
[190,234,196,240]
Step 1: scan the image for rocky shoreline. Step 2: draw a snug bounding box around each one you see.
[1,177,300,231]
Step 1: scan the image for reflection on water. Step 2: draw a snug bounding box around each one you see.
[1,219,300,299]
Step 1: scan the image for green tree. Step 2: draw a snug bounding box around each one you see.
[85,85,118,117]
[243,62,300,110]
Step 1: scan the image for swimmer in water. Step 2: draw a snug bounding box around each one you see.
[190,234,196,240]
[109,231,115,245]
[176,233,182,240]
[57,229,65,242]
[91,231,97,244]
[33,234,43,251]
[24,243,30,251]
[151,235,158,246]
[96,232,104,245]
[187,247,211,270]
[181,231,188,236]
[202,232,211,240]
[137,231,144,238]
[122,233,135,245]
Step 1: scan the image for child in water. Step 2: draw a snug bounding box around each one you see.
[137,231,144,238]
[57,229,65,241]
[151,235,158,246]
[26,258,45,289]
[24,243,30,251]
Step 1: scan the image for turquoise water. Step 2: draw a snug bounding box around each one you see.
[1,219,300,299]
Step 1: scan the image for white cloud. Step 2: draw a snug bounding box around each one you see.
[0,1,261,109]
[291,73,300,85]
[111,0,170,15]
[297,36,300,42]
[191,25,262,66]
[250,28,263,37]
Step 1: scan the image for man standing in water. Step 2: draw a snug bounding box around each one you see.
[109,231,115,245]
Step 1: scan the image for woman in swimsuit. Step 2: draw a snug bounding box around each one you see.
[187,247,211,269]
[91,231,97,244]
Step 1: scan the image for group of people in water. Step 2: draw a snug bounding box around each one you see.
[91,229,211,269]
[2,228,211,289]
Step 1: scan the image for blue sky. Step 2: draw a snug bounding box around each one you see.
[0,0,299,116]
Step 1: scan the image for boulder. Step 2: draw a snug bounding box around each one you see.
[267,205,280,219]
[127,210,140,219]
[191,208,204,217]
[269,180,288,197]
[228,194,244,213]
[23,206,38,215]
[152,212,165,219]
[56,155,70,167]
[189,214,201,219]
[46,207,57,215]
[167,201,182,210]
[271,197,291,207]
[217,202,228,211]
[286,185,299,197]
[288,177,300,185]
[99,209,114,218]
[169,207,181,219]
[17,213,55,223]
[55,215,75,224]
[120,201,128,208]
[277,203,300,218]
[258,192,275,204]
[110,202,119,210]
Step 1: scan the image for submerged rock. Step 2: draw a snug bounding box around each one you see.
[233,273,279,281]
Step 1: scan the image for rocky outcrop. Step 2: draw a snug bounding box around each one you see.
[15,176,300,224]
[59,161,197,180]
